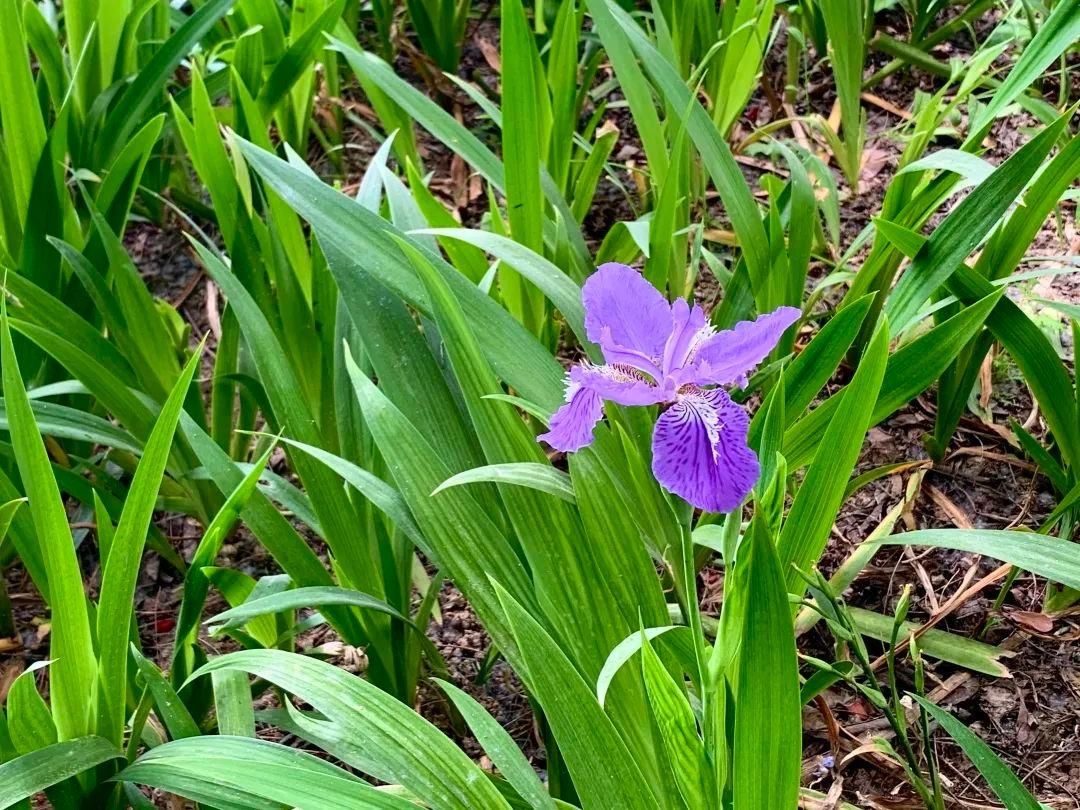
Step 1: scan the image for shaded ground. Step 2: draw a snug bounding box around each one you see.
[2,4,1078,808]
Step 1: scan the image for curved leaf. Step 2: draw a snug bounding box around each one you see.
[0,737,120,808]
[119,736,415,810]
[433,463,575,504]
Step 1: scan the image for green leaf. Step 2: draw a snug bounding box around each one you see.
[0,396,141,454]
[344,352,536,655]
[640,633,710,808]
[433,463,575,504]
[947,265,1080,469]
[819,0,866,184]
[414,228,591,350]
[749,297,871,444]
[211,670,255,738]
[911,696,1040,810]
[235,138,565,411]
[784,291,1002,470]
[173,442,278,681]
[1,305,95,741]
[0,0,47,227]
[96,346,202,745]
[733,518,801,810]
[595,0,771,298]
[433,679,556,810]
[271,435,427,549]
[778,318,889,591]
[332,34,590,269]
[0,737,121,808]
[976,131,1080,281]
[874,529,1080,591]
[132,646,201,741]
[886,115,1068,332]
[191,650,512,810]
[192,242,389,643]
[206,586,409,632]
[118,736,416,810]
[257,0,346,115]
[596,625,696,707]
[500,0,545,255]
[97,0,236,165]
[968,0,1080,140]
[583,0,667,181]
[849,607,1013,677]
[495,583,661,810]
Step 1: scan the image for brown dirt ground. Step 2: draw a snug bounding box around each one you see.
[2,3,1078,809]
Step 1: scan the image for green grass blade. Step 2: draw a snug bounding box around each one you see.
[849,608,1012,677]
[271,436,428,549]
[344,350,537,649]
[257,0,346,116]
[414,228,591,350]
[968,0,1080,141]
[235,138,565,411]
[211,671,256,738]
[0,0,47,228]
[173,442,277,681]
[975,131,1080,280]
[500,0,545,255]
[783,291,1002,469]
[947,265,1080,469]
[205,586,410,632]
[819,0,866,184]
[585,0,669,181]
[640,633,710,808]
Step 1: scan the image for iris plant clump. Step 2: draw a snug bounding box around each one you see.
[539,262,800,512]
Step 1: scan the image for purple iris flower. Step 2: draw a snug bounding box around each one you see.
[538,263,800,512]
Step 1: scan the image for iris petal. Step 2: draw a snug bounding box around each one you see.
[537,382,604,452]
[583,263,672,360]
[650,389,759,512]
[686,306,801,386]
[662,298,708,377]
[571,364,665,406]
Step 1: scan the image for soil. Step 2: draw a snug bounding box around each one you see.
[2,3,1078,809]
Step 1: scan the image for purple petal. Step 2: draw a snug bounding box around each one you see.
[597,328,664,379]
[583,263,672,361]
[686,306,801,387]
[537,380,604,452]
[651,389,759,512]
[662,298,708,377]
[571,364,665,407]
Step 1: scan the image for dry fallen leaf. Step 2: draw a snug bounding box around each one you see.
[857,147,891,194]
[1008,609,1056,634]
[477,38,501,73]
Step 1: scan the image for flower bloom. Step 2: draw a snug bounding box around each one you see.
[538,263,800,512]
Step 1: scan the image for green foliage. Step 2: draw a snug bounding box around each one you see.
[0,0,1075,807]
